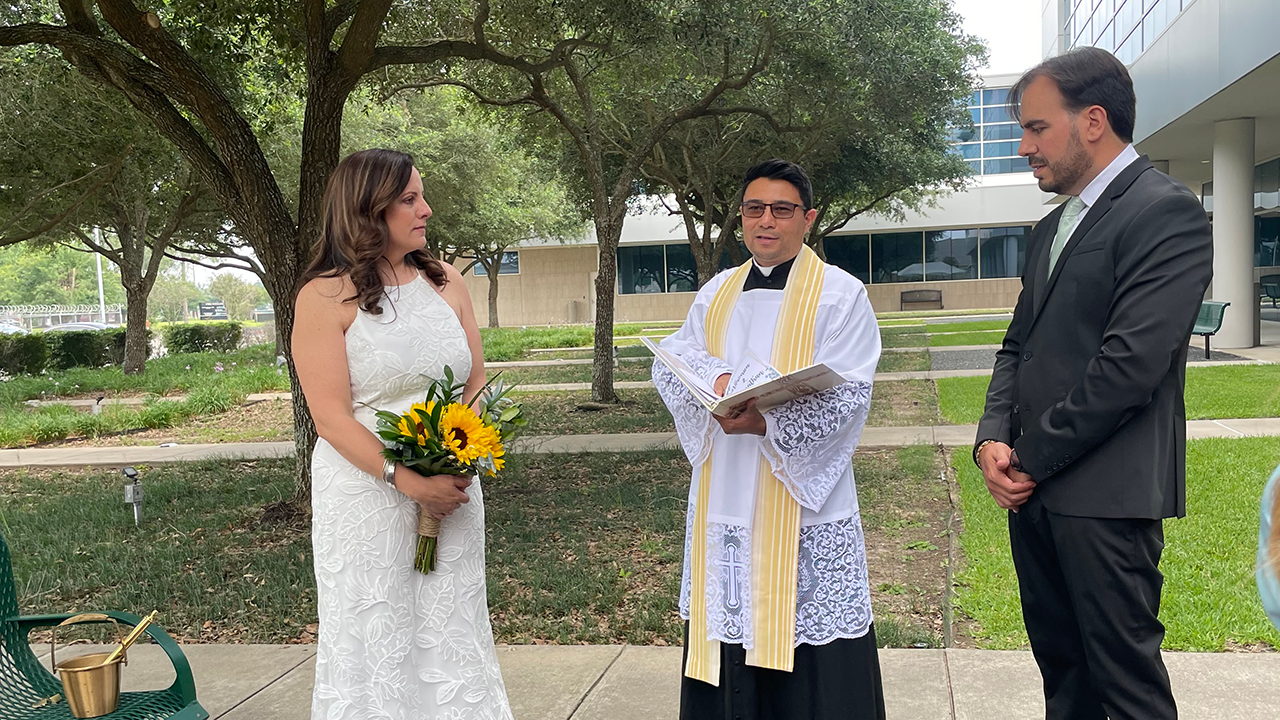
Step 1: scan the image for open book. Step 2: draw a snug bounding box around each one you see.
[642,336,846,416]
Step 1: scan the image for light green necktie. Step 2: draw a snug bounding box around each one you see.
[1048,196,1086,275]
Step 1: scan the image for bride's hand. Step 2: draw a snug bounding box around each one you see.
[393,467,471,518]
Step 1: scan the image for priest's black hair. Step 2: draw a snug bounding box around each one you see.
[740,159,813,210]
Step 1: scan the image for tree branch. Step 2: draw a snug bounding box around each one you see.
[0,148,130,245]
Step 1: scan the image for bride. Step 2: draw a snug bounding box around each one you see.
[293,148,512,719]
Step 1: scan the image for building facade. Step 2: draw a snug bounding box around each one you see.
[1043,0,1280,348]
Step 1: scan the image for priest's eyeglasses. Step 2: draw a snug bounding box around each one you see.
[740,200,804,219]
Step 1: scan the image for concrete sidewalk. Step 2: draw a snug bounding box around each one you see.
[34,643,1280,719]
[4,418,1279,467]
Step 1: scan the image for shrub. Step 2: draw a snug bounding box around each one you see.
[0,334,49,375]
[106,327,153,365]
[163,322,243,354]
[47,330,111,370]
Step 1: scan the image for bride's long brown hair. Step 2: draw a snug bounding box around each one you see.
[299,148,447,315]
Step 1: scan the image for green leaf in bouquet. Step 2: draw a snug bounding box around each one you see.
[499,406,520,423]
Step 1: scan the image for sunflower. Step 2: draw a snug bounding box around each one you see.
[439,402,503,464]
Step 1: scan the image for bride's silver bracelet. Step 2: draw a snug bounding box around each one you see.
[382,458,399,488]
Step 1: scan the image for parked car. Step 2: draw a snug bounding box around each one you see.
[0,323,27,335]
[44,322,114,332]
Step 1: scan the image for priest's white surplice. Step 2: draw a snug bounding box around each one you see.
[654,262,881,648]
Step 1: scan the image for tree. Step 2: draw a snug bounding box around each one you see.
[386,2,792,401]
[148,270,201,322]
[0,0,597,497]
[641,0,985,284]
[0,243,125,306]
[343,88,580,327]
[207,272,258,320]
[0,52,224,373]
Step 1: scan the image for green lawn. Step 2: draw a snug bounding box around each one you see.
[880,330,928,349]
[479,323,682,362]
[877,351,931,374]
[0,344,293,447]
[928,330,1006,347]
[938,365,1280,425]
[925,320,1011,334]
[3,449,953,647]
[952,437,1280,650]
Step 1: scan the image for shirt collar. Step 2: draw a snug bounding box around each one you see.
[1078,144,1140,209]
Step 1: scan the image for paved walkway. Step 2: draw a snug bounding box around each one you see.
[32,643,1280,720]
[6,418,1279,467]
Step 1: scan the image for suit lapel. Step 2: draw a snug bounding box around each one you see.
[1029,156,1154,322]
[1029,206,1062,313]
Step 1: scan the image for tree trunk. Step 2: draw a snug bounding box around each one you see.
[486,260,501,328]
[590,217,622,404]
[122,283,149,374]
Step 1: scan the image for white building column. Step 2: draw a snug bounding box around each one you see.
[1211,118,1257,348]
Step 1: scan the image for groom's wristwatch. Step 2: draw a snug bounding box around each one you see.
[1009,450,1025,473]
[382,459,399,488]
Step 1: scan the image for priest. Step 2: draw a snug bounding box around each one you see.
[653,158,885,720]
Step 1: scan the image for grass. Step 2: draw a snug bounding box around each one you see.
[479,323,682,362]
[1183,365,1280,419]
[924,320,1011,334]
[3,448,955,647]
[876,308,1012,320]
[868,381,941,427]
[856,445,954,648]
[937,365,1280,425]
[0,344,288,409]
[0,348,292,448]
[880,329,928,349]
[952,438,1280,651]
[498,363,655,386]
[515,389,675,435]
[877,352,931,374]
[928,330,1006,347]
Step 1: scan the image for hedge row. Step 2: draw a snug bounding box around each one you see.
[0,326,166,375]
[161,322,243,354]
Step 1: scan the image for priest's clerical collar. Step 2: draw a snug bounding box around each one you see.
[744,256,795,291]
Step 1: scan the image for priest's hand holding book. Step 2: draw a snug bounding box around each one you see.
[712,372,766,435]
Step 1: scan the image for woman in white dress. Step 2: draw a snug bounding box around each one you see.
[293,148,513,720]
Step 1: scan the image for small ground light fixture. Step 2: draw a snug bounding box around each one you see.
[122,466,143,527]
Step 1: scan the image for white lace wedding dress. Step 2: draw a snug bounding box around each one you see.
[310,275,512,720]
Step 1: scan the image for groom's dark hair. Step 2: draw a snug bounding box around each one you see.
[740,159,813,209]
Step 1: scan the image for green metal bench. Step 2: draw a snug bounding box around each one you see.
[0,532,208,719]
[1191,300,1230,360]
[1262,274,1280,308]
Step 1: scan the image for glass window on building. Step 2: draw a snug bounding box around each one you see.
[716,241,749,271]
[472,250,520,276]
[825,234,871,284]
[666,244,698,292]
[980,226,1031,279]
[926,229,979,280]
[618,245,666,294]
[957,86,1031,176]
[871,232,925,283]
[1067,0,1192,60]
[1258,216,1280,268]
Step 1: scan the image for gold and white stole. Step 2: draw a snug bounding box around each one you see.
[684,244,826,685]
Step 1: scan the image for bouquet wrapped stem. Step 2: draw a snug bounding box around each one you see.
[415,512,441,573]
[369,366,526,575]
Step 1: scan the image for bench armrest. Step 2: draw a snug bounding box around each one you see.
[13,611,199,706]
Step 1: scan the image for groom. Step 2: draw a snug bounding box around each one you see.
[654,159,885,720]
[976,48,1213,720]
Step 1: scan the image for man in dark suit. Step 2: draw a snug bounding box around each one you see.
[975,47,1213,720]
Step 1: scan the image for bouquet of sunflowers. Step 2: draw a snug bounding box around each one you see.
[370,366,525,573]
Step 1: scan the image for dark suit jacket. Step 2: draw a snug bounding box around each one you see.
[975,156,1213,520]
